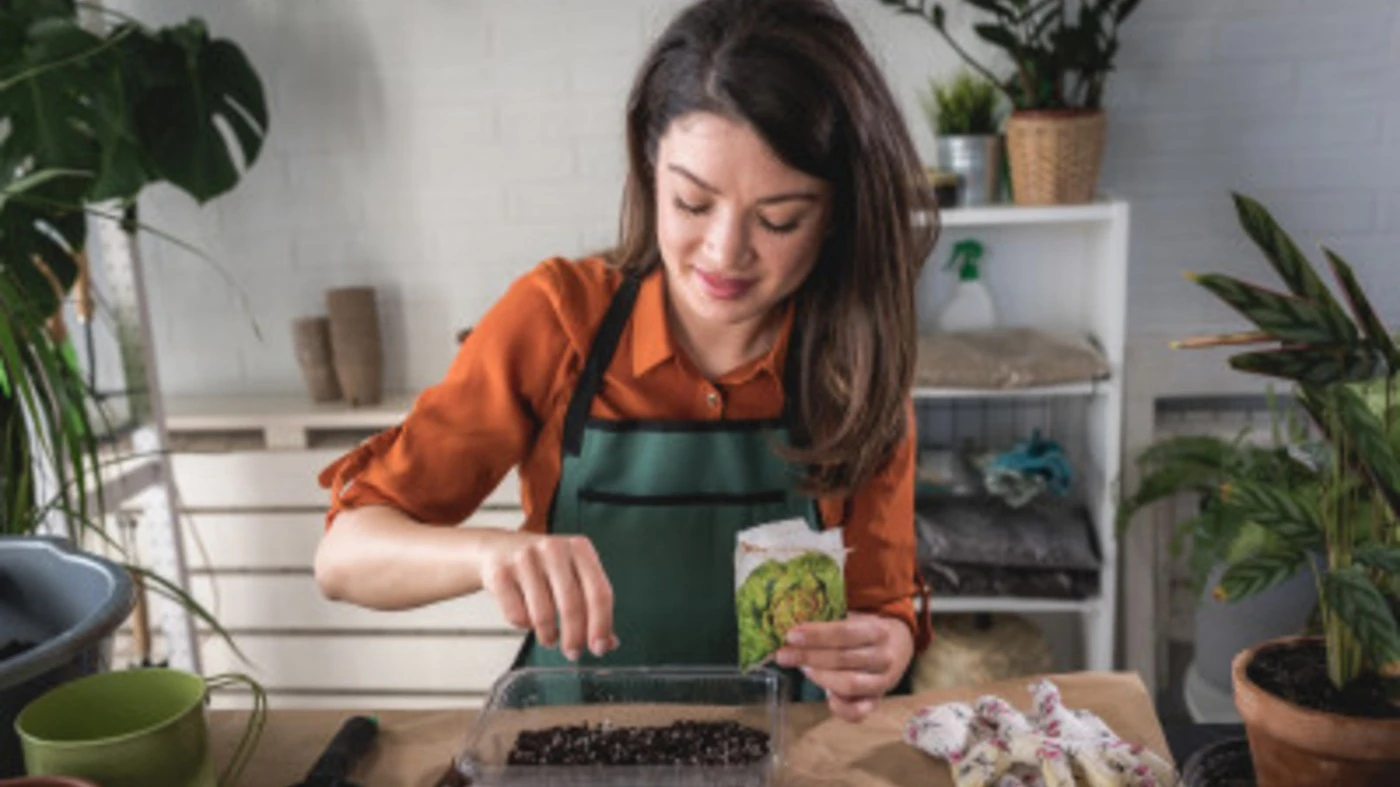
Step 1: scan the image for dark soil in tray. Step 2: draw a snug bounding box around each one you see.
[1247,639,1400,719]
[507,720,770,766]
[0,640,36,662]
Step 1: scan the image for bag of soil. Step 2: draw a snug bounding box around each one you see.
[735,519,848,671]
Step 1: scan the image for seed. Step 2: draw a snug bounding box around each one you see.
[506,720,770,767]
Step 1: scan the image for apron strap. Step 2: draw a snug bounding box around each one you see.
[561,274,642,457]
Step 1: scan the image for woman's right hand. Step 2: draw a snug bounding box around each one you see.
[481,533,617,661]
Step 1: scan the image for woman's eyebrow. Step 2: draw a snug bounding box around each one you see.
[666,163,821,205]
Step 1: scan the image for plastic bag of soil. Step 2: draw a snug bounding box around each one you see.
[735,519,847,671]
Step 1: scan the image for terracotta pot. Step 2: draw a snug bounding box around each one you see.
[325,287,383,407]
[1232,636,1400,786]
[1004,109,1106,205]
[293,316,342,403]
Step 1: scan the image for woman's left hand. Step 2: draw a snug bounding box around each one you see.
[775,612,914,723]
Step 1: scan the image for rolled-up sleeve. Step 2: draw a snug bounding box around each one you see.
[318,262,573,528]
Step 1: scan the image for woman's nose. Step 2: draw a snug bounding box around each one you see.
[702,210,752,269]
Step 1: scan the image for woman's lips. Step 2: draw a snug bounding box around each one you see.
[695,268,756,300]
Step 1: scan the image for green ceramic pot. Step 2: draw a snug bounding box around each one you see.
[15,668,261,787]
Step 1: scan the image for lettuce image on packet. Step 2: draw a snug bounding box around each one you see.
[735,518,848,671]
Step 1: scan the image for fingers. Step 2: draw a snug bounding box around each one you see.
[538,537,588,660]
[802,666,891,701]
[785,616,885,650]
[484,535,616,660]
[570,537,616,657]
[776,644,884,672]
[826,693,876,723]
[515,546,559,648]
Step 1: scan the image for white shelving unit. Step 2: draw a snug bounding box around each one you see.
[140,199,1128,705]
[914,199,1129,673]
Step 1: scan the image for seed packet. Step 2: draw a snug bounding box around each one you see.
[735,519,848,671]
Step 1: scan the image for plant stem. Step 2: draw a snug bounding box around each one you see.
[931,22,1018,107]
[0,24,136,92]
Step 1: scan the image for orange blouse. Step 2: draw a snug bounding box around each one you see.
[319,257,921,636]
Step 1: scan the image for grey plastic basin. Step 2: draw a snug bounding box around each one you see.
[0,536,134,776]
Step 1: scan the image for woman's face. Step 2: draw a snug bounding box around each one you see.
[654,111,831,332]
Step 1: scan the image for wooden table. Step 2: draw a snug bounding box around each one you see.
[209,671,1172,786]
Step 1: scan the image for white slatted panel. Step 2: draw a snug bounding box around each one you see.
[171,451,521,510]
[182,510,523,571]
[188,574,513,632]
[115,633,522,695]
[200,634,522,693]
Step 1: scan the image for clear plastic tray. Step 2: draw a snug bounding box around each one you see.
[450,666,787,786]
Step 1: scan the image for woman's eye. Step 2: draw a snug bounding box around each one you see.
[759,215,801,235]
[674,197,709,216]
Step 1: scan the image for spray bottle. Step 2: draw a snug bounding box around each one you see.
[936,238,997,332]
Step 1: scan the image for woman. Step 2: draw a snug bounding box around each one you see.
[315,0,937,723]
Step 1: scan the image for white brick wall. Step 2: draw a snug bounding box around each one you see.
[1106,0,1400,336]
[108,0,1399,397]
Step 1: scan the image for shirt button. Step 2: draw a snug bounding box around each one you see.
[706,391,720,408]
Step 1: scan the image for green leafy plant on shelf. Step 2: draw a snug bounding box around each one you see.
[922,69,1003,136]
[1173,193,1400,694]
[875,0,1144,110]
[1,0,269,659]
[1116,395,1325,602]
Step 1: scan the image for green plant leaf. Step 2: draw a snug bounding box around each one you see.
[1216,545,1307,603]
[1229,346,1389,386]
[1328,383,1400,520]
[1224,479,1322,546]
[1324,248,1399,369]
[1355,544,1400,577]
[1193,273,1358,346]
[973,23,1022,54]
[132,565,252,666]
[1324,565,1400,670]
[1232,193,1348,319]
[132,21,268,203]
[964,0,1017,21]
[0,17,103,166]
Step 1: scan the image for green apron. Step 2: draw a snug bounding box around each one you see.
[514,275,822,694]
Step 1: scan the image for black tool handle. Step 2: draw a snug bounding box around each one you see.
[300,715,378,786]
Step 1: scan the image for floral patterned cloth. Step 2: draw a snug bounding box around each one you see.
[903,679,1177,787]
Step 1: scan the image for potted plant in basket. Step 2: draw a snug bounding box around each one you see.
[922,70,1004,206]
[0,2,268,774]
[876,0,1143,205]
[1175,193,1400,785]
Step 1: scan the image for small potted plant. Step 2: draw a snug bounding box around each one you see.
[876,0,1143,205]
[922,70,1004,206]
[1174,193,1400,785]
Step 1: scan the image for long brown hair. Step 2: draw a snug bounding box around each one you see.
[611,0,939,496]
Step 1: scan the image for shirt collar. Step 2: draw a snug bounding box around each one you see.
[629,267,796,385]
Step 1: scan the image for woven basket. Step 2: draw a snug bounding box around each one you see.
[910,613,1054,692]
[1005,109,1107,205]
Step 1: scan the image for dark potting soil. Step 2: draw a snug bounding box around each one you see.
[507,720,770,767]
[1247,639,1400,720]
[0,640,36,662]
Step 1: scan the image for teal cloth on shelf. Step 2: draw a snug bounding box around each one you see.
[982,430,1073,508]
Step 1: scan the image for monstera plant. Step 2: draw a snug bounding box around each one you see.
[1175,193,1400,785]
[1,0,267,671]
[1,0,267,533]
